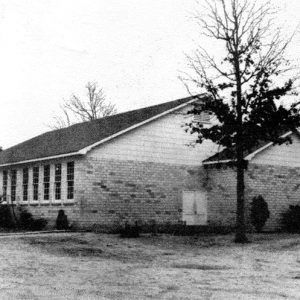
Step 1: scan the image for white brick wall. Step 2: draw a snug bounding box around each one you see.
[252,133,300,167]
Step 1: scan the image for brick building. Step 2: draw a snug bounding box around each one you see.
[0,94,299,231]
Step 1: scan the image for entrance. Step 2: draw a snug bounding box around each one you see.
[182,191,207,225]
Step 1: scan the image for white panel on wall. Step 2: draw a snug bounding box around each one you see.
[87,105,219,166]
[182,190,207,225]
[251,134,300,167]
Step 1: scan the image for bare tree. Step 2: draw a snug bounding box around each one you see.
[51,106,72,129]
[184,0,299,243]
[50,82,117,129]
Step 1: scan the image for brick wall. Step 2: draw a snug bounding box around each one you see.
[205,166,237,229]
[206,163,300,231]
[0,157,205,230]
[3,157,299,232]
[74,157,205,229]
[246,164,300,231]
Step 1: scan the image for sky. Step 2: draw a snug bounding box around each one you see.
[0,0,299,148]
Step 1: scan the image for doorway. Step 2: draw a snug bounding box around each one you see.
[182,190,207,225]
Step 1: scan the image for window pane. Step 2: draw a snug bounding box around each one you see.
[54,164,61,200]
[44,165,50,181]
[3,170,7,202]
[43,165,50,200]
[67,181,74,199]
[33,185,38,200]
[23,187,28,201]
[23,168,28,184]
[55,182,61,200]
[44,182,50,200]
[33,166,39,200]
[23,168,28,201]
[67,162,74,199]
[55,164,61,182]
[11,170,17,202]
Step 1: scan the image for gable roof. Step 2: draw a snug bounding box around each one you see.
[0,94,206,166]
[203,131,295,165]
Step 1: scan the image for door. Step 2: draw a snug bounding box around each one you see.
[182,191,207,225]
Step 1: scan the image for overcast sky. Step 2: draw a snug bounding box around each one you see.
[0,0,299,148]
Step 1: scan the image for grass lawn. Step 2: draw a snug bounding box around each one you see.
[0,232,298,299]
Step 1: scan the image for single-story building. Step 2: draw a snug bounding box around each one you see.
[0,94,299,231]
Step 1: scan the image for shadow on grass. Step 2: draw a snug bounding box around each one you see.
[27,236,89,245]
[22,236,105,257]
[172,263,230,270]
[21,235,155,261]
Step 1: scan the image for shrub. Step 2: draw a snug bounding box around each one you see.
[0,205,16,229]
[281,205,300,233]
[0,206,47,231]
[19,209,34,229]
[18,207,47,231]
[56,210,69,230]
[29,218,48,231]
[120,221,140,238]
[250,195,270,233]
[149,219,158,236]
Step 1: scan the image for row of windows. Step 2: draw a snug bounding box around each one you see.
[2,162,74,202]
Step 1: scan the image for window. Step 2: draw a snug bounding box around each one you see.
[193,111,212,124]
[3,170,7,202]
[11,170,17,202]
[43,165,50,200]
[33,166,39,201]
[67,162,74,199]
[54,164,61,200]
[22,168,29,201]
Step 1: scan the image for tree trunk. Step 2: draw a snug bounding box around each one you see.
[234,148,248,243]
[233,42,248,243]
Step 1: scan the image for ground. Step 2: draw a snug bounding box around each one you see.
[0,232,299,299]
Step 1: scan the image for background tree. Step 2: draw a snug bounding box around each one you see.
[51,82,117,129]
[185,0,299,243]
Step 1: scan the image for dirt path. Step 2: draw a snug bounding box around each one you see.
[0,233,298,299]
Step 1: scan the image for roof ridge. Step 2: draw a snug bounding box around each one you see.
[31,94,201,138]
[56,94,200,129]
